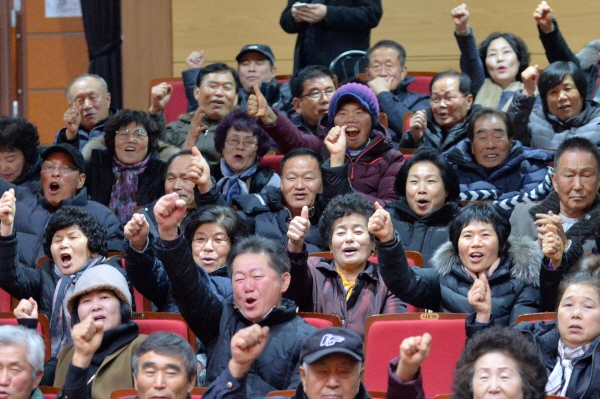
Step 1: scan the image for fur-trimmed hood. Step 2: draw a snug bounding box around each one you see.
[431,236,542,286]
[577,39,600,70]
[81,136,180,163]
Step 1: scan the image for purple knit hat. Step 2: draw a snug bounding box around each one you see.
[328,83,379,125]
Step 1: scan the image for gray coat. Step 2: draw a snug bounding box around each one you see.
[529,102,600,149]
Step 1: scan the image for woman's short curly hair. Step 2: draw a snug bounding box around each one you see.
[0,117,40,168]
[103,110,160,160]
[453,327,546,399]
[479,32,531,83]
[319,193,374,246]
[43,206,108,259]
[213,109,271,159]
[182,205,249,250]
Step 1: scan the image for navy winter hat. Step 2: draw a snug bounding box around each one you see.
[328,82,379,125]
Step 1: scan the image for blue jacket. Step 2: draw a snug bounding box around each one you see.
[443,140,554,209]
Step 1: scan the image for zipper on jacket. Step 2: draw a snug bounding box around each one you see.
[346,135,384,181]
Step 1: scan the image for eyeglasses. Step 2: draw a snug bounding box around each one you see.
[429,95,465,105]
[41,162,77,174]
[192,233,230,246]
[115,128,148,141]
[300,88,336,100]
[225,137,258,149]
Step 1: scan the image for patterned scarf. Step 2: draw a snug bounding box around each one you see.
[216,158,258,205]
[546,339,588,396]
[49,256,106,356]
[109,154,150,222]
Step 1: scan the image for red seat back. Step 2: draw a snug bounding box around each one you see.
[406,72,436,95]
[149,77,188,125]
[259,155,283,176]
[298,312,342,328]
[132,312,196,351]
[363,314,467,398]
[0,289,10,313]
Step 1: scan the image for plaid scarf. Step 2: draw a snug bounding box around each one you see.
[546,339,588,396]
[109,154,150,222]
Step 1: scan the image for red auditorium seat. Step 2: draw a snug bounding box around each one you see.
[515,312,557,325]
[363,313,467,398]
[406,72,436,95]
[149,77,188,125]
[132,312,197,351]
[259,155,283,176]
[298,312,342,328]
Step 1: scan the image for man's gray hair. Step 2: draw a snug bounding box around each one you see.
[65,73,109,104]
[0,325,44,379]
[132,332,197,382]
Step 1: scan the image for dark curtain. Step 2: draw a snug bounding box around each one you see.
[80,0,122,109]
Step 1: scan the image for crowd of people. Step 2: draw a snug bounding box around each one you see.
[0,1,600,399]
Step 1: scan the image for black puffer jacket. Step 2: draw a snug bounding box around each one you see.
[377,235,542,326]
[156,234,315,399]
[231,186,327,253]
[386,199,460,268]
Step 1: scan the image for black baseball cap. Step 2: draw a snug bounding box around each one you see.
[235,44,275,66]
[42,143,85,172]
[300,327,364,364]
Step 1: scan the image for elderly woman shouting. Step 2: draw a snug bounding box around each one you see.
[370,201,542,326]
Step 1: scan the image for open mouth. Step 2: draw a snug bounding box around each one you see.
[416,199,430,208]
[49,182,60,194]
[233,154,244,161]
[469,252,484,262]
[497,66,506,73]
[345,127,360,138]
[60,253,72,268]
[343,248,358,256]
[245,297,257,307]
[125,146,136,152]
[93,315,106,323]
[211,99,225,107]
